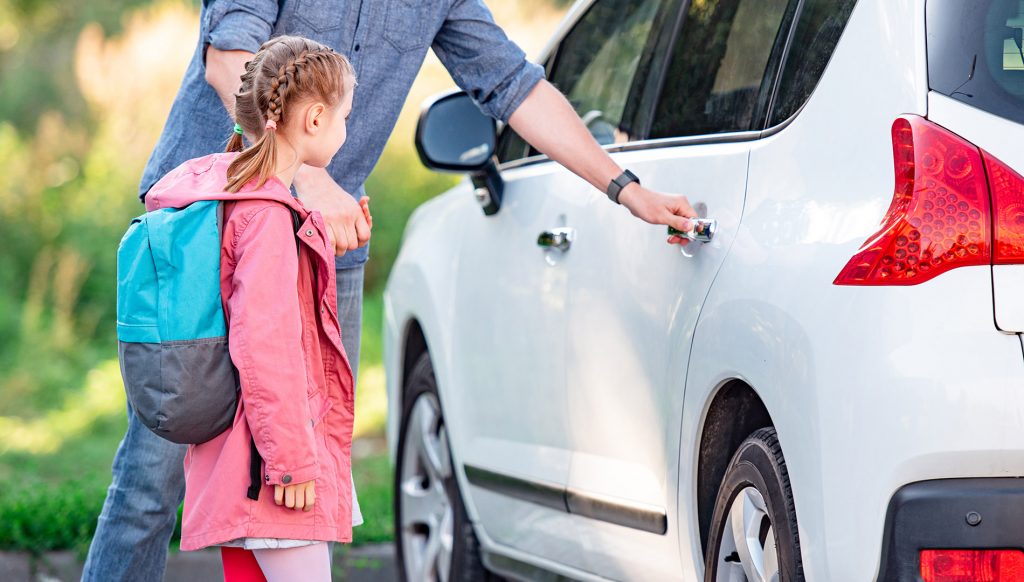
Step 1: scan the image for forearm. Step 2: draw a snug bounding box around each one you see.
[293,163,334,192]
[507,80,622,193]
[204,46,254,115]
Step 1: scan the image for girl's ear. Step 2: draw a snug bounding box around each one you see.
[305,102,326,134]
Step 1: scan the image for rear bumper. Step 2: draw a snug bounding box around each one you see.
[877,478,1024,581]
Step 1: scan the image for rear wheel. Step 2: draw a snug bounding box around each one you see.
[394,352,490,582]
[704,427,804,582]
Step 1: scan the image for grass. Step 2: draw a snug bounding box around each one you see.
[0,289,394,556]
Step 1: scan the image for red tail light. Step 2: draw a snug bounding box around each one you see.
[920,549,1024,582]
[985,151,1024,264]
[835,116,990,285]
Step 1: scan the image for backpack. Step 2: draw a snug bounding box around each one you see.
[116,199,301,446]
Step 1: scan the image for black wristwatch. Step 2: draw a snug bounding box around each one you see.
[607,169,640,204]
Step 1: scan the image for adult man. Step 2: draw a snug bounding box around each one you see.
[84,1,696,579]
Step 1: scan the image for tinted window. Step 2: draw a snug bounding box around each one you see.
[769,0,857,126]
[927,0,1024,125]
[649,0,793,139]
[496,0,671,163]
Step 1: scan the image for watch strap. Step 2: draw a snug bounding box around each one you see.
[607,169,640,204]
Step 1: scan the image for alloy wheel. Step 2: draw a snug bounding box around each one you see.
[399,392,455,582]
[714,486,780,582]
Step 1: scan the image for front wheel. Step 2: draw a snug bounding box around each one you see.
[704,427,804,582]
[394,352,490,582]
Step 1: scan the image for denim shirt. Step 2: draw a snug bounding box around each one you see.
[139,0,545,269]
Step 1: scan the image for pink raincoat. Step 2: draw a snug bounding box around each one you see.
[144,152,355,550]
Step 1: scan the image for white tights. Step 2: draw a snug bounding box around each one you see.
[252,542,331,581]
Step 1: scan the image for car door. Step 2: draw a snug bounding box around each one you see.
[555,0,798,577]
[449,0,677,565]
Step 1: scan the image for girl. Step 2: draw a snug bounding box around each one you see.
[143,35,366,581]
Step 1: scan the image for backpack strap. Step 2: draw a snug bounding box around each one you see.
[247,205,305,501]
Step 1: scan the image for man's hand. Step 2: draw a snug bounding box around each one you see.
[294,165,371,256]
[508,81,699,246]
[274,480,316,512]
[618,183,697,245]
[204,46,255,114]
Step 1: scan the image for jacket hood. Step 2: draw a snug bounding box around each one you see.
[144,152,305,215]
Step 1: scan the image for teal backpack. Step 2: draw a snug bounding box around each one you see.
[117,198,300,501]
[116,199,300,446]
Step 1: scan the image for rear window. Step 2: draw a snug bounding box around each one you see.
[768,0,857,126]
[927,0,1024,125]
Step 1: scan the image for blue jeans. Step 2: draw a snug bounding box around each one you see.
[82,266,364,581]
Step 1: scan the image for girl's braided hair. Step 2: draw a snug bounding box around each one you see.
[224,35,355,193]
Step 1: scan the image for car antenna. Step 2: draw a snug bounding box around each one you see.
[951,54,977,99]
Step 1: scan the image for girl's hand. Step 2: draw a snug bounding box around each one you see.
[274,480,316,512]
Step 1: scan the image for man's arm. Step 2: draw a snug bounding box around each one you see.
[207,46,370,254]
[507,81,696,236]
[433,0,695,239]
[205,48,253,114]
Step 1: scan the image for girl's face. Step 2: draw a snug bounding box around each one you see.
[300,80,355,168]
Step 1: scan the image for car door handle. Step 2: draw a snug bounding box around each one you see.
[537,227,575,252]
[668,218,718,243]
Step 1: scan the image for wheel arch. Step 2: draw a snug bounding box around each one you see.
[695,379,774,554]
[401,318,430,394]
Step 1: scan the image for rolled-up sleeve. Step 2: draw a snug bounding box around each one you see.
[202,0,280,64]
[432,0,546,123]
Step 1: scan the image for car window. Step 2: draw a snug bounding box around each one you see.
[927,0,1024,126]
[648,0,794,139]
[768,0,857,126]
[495,0,671,164]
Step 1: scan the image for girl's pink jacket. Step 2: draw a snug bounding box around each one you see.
[144,152,355,550]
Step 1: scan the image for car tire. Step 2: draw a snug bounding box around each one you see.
[394,352,492,582]
[704,427,804,582]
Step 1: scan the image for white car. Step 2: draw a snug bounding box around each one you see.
[383,0,1024,580]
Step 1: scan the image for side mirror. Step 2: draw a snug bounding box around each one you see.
[415,90,505,215]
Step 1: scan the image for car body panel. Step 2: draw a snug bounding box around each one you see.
[384,0,1024,579]
[554,140,749,579]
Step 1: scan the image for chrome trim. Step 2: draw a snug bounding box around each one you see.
[464,463,668,535]
[497,130,764,172]
[464,464,568,513]
[534,0,598,69]
[566,487,668,535]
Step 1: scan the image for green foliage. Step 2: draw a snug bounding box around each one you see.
[364,146,459,289]
[351,454,395,544]
[0,0,563,558]
[0,478,108,556]
[0,453,393,553]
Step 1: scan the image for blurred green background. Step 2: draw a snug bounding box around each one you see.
[0,0,568,557]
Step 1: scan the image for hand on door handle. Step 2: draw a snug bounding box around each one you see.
[668,218,717,244]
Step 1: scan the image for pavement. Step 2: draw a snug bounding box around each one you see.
[0,542,397,581]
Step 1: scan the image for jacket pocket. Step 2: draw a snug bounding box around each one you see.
[308,391,334,427]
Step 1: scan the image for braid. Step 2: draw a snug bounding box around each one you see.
[223,36,355,193]
[265,48,337,124]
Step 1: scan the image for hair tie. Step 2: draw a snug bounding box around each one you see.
[265,119,277,131]
[232,123,244,135]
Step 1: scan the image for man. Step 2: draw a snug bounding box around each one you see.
[83,1,697,579]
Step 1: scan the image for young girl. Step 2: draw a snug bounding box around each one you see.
[142,36,366,581]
